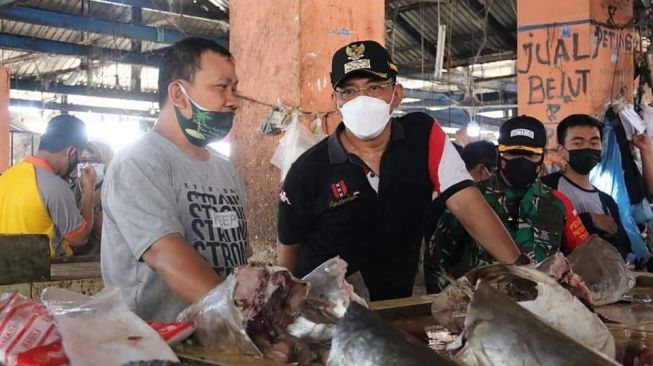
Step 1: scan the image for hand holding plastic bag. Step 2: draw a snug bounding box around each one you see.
[178,265,314,364]
[177,274,259,356]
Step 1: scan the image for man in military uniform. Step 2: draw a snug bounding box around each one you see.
[424,115,590,293]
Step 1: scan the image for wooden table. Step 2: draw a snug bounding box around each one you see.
[0,259,103,299]
[176,345,287,366]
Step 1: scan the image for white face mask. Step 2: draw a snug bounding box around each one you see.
[77,162,105,186]
[93,163,105,185]
[339,93,394,140]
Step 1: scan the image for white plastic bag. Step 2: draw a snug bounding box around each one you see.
[641,104,653,140]
[271,111,327,181]
[41,287,178,366]
[177,274,259,356]
[178,265,314,364]
[616,103,646,140]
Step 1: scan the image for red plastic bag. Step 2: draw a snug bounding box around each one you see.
[146,321,195,346]
[0,293,61,366]
[15,341,67,366]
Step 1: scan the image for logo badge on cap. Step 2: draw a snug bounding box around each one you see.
[346,44,365,60]
[510,128,535,139]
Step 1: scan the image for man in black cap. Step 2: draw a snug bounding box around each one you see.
[277,40,523,301]
[0,114,96,256]
[424,115,590,293]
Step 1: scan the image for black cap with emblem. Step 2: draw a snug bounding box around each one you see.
[330,40,399,88]
[498,115,547,155]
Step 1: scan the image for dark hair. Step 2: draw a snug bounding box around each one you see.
[461,140,498,171]
[38,114,87,153]
[158,37,233,107]
[556,114,603,145]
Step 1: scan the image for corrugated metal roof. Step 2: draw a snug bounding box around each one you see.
[0,0,524,95]
[1,0,229,85]
[385,0,518,72]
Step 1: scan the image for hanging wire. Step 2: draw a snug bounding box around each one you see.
[470,0,494,94]
[390,0,400,59]
[420,1,425,76]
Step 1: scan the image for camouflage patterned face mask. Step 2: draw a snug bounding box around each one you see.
[174,83,234,147]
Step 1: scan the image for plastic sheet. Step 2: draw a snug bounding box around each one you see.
[41,287,178,366]
[177,274,260,356]
[591,122,651,261]
[178,265,312,363]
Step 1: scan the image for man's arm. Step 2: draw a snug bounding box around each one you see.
[445,186,521,264]
[66,166,97,247]
[277,242,301,274]
[143,234,222,304]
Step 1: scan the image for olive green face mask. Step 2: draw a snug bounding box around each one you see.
[174,83,234,147]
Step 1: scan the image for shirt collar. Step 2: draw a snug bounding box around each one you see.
[24,156,55,174]
[327,119,405,164]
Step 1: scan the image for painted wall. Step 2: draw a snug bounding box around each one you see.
[517,0,634,146]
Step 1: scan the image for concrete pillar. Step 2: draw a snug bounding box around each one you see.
[0,67,9,173]
[517,0,634,144]
[229,0,384,262]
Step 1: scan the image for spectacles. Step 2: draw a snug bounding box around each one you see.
[335,81,395,101]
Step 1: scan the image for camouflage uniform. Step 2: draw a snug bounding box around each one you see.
[424,174,589,293]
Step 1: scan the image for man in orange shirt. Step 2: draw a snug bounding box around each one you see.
[0,115,96,256]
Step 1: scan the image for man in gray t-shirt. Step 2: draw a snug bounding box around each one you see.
[101,37,249,321]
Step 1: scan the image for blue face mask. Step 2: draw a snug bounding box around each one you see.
[174,83,234,147]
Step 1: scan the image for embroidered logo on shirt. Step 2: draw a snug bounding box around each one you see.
[328,180,360,208]
[330,180,349,199]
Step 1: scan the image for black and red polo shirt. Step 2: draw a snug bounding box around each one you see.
[277,112,473,301]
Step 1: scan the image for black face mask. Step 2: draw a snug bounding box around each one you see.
[567,148,601,175]
[500,157,540,189]
[64,148,78,178]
